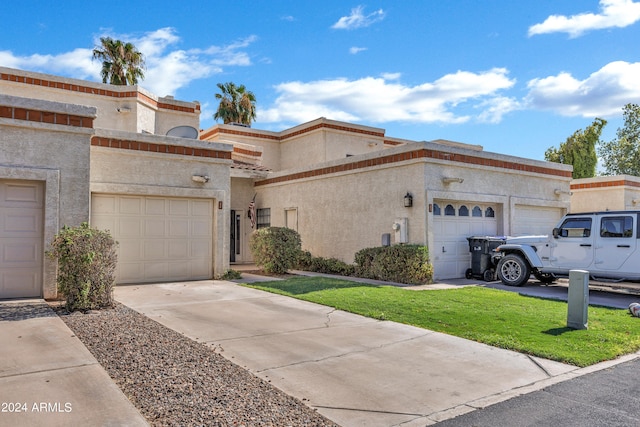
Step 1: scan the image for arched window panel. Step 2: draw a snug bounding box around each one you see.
[472,206,482,217]
[485,207,495,218]
[433,203,441,215]
[445,204,456,216]
[459,205,469,216]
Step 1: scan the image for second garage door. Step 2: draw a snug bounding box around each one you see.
[0,180,43,298]
[91,194,214,284]
[513,205,563,236]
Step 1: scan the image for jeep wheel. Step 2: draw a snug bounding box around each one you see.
[497,254,531,287]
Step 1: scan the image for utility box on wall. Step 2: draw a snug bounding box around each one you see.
[393,217,408,244]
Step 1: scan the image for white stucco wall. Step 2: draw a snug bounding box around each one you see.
[571,175,640,212]
[90,129,233,277]
[0,67,199,135]
[254,141,571,266]
[0,94,96,298]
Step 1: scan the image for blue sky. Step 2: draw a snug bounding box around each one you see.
[2,0,639,161]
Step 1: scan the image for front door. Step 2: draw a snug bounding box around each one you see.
[230,210,241,263]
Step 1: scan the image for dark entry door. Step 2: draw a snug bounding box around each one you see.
[230,210,240,262]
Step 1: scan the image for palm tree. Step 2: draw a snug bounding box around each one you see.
[214,82,257,126]
[92,37,145,85]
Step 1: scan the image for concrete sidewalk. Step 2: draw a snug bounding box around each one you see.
[0,300,148,427]
[114,279,601,427]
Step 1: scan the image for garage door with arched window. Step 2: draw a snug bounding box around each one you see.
[432,201,498,280]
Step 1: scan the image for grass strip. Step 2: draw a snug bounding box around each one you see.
[243,277,640,367]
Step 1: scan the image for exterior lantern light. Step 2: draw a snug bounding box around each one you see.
[404,192,413,208]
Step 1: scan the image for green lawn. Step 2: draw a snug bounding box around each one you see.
[243,277,640,367]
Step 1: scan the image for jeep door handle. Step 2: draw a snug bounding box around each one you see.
[617,244,631,248]
[580,244,592,247]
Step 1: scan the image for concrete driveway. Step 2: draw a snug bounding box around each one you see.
[0,300,148,427]
[115,280,584,427]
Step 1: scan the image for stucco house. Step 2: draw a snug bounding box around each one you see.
[1,66,573,299]
[570,175,640,213]
[1,67,232,299]
[201,119,572,280]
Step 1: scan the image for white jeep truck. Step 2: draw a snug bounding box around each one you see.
[493,211,640,286]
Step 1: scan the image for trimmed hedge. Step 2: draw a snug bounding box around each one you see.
[249,227,302,274]
[298,245,433,285]
[297,251,356,276]
[355,245,433,285]
[47,223,118,311]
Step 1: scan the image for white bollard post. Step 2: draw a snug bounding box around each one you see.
[567,270,589,330]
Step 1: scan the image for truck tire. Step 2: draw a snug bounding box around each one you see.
[497,254,531,287]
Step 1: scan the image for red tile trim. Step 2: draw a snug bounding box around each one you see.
[0,104,94,128]
[201,121,384,142]
[255,148,572,186]
[233,146,262,157]
[1,71,200,113]
[91,136,232,159]
[570,180,640,190]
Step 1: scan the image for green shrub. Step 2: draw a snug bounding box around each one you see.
[355,245,433,285]
[249,227,302,274]
[220,269,242,280]
[47,223,118,311]
[297,250,356,276]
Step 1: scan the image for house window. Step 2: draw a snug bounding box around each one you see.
[459,205,469,216]
[472,206,482,217]
[485,207,495,218]
[433,204,441,215]
[256,208,271,229]
[445,204,456,216]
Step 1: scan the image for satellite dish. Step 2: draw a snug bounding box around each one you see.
[166,125,199,139]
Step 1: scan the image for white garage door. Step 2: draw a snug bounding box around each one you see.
[0,180,43,298]
[513,205,563,236]
[433,202,498,280]
[91,194,214,284]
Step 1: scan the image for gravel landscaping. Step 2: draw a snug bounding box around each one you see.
[57,303,338,427]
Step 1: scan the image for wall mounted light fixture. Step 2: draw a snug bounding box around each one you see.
[404,192,413,207]
[191,175,210,183]
[554,188,571,196]
[442,177,464,184]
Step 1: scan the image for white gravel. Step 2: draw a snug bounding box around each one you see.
[57,303,339,427]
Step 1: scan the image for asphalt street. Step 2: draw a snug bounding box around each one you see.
[435,357,640,427]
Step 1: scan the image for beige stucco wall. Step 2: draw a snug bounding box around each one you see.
[90,129,232,277]
[0,67,199,135]
[571,176,640,212]
[0,94,95,299]
[279,119,388,170]
[255,141,571,266]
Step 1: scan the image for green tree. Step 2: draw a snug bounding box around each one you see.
[92,37,145,85]
[214,82,257,126]
[599,103,640,176]
[544,118,606,179]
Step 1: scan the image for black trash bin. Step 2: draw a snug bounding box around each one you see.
[465,236,506,281]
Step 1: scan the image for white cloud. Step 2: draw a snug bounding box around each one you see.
[525,61,640,116]
[258,68,516,126]
[0,27,256,97]
[0,48,98,80]
[529,0,640,37]
[332,6,386,30]
[349,46,367,54]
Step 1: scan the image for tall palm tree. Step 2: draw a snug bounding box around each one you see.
[214,82,257,126]
[92,37,145,85]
